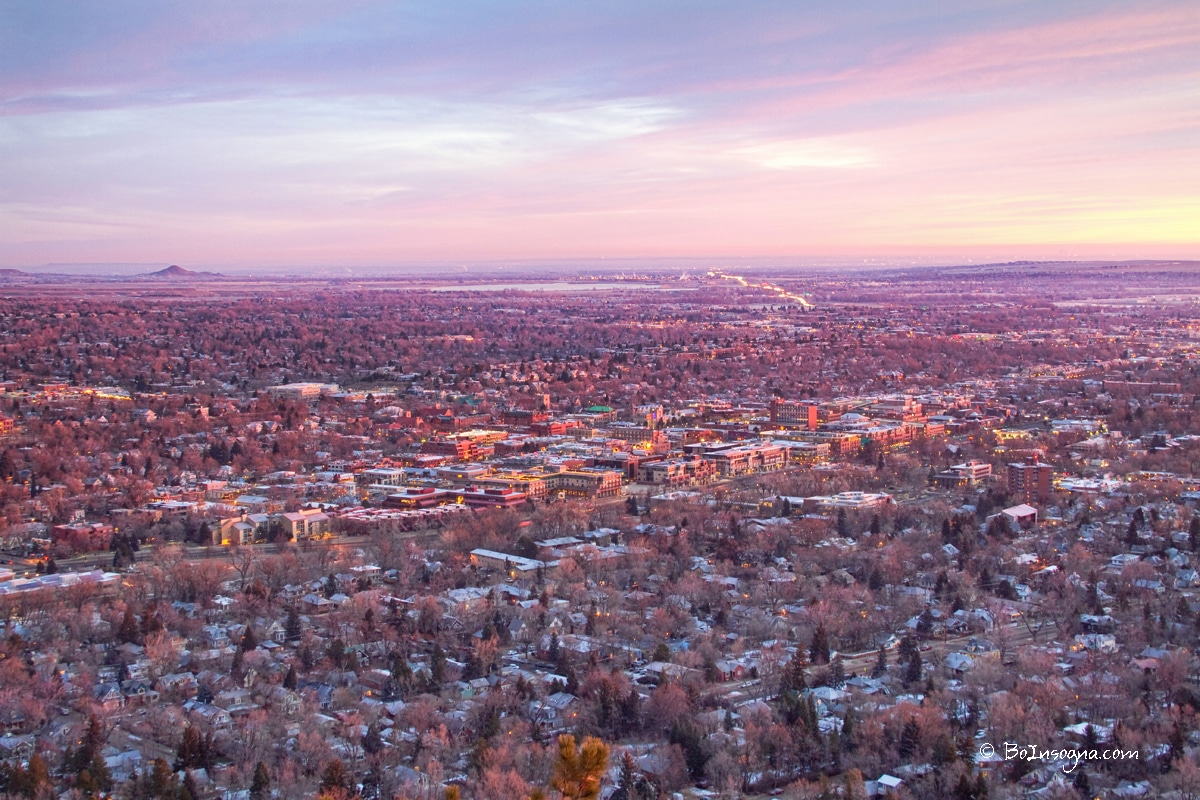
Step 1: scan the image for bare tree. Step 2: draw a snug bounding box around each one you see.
[228,544,258,590]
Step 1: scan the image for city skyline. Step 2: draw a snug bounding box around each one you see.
[3,1,1199,270]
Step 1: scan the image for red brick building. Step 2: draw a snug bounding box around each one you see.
[1008,455,1053,503]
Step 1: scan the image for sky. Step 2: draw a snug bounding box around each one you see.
[2,1,1198,271]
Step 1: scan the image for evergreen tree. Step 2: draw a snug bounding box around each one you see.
[250,762,271,800]
[987,515,1009,539]
[904,650,922,685]
[829,654,845,688]
[931,734,957,766]
[620,689,642,734]
[831,769,860,800]
[76,769,102,798]
[326,638,346,669]
[28,753,50,796]
[69,715,109,779]
[1190,515,1200,552]
[85,760,113,796]
[868,568,884,591]
[285,606,302,641]
[781,654,809,692]
[390,653,413,692]
[804,695,819,735]
[669,720,708,782]
[871,646,887,678]
[199,730,217,770]
[916,608,934,638]
[283,664,297,690]
[551,735,610,800]
[175,726,204,771]
[2,753,52,799]
[611,752,638,800]
[363,723,384,757]
[841,711,856,752]
[319,760,351,794]
[809,622,831,665]
[145,758,176,800]
[119,606,140,644]
[430,644,447,687]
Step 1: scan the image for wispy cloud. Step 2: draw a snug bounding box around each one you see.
[735,139,876,170]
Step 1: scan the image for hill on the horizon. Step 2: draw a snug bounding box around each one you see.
[139,265,226,280]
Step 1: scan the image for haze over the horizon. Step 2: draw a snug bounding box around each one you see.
[3,1,1198,270]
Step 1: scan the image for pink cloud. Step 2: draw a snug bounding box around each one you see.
[700,6,1200,127]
